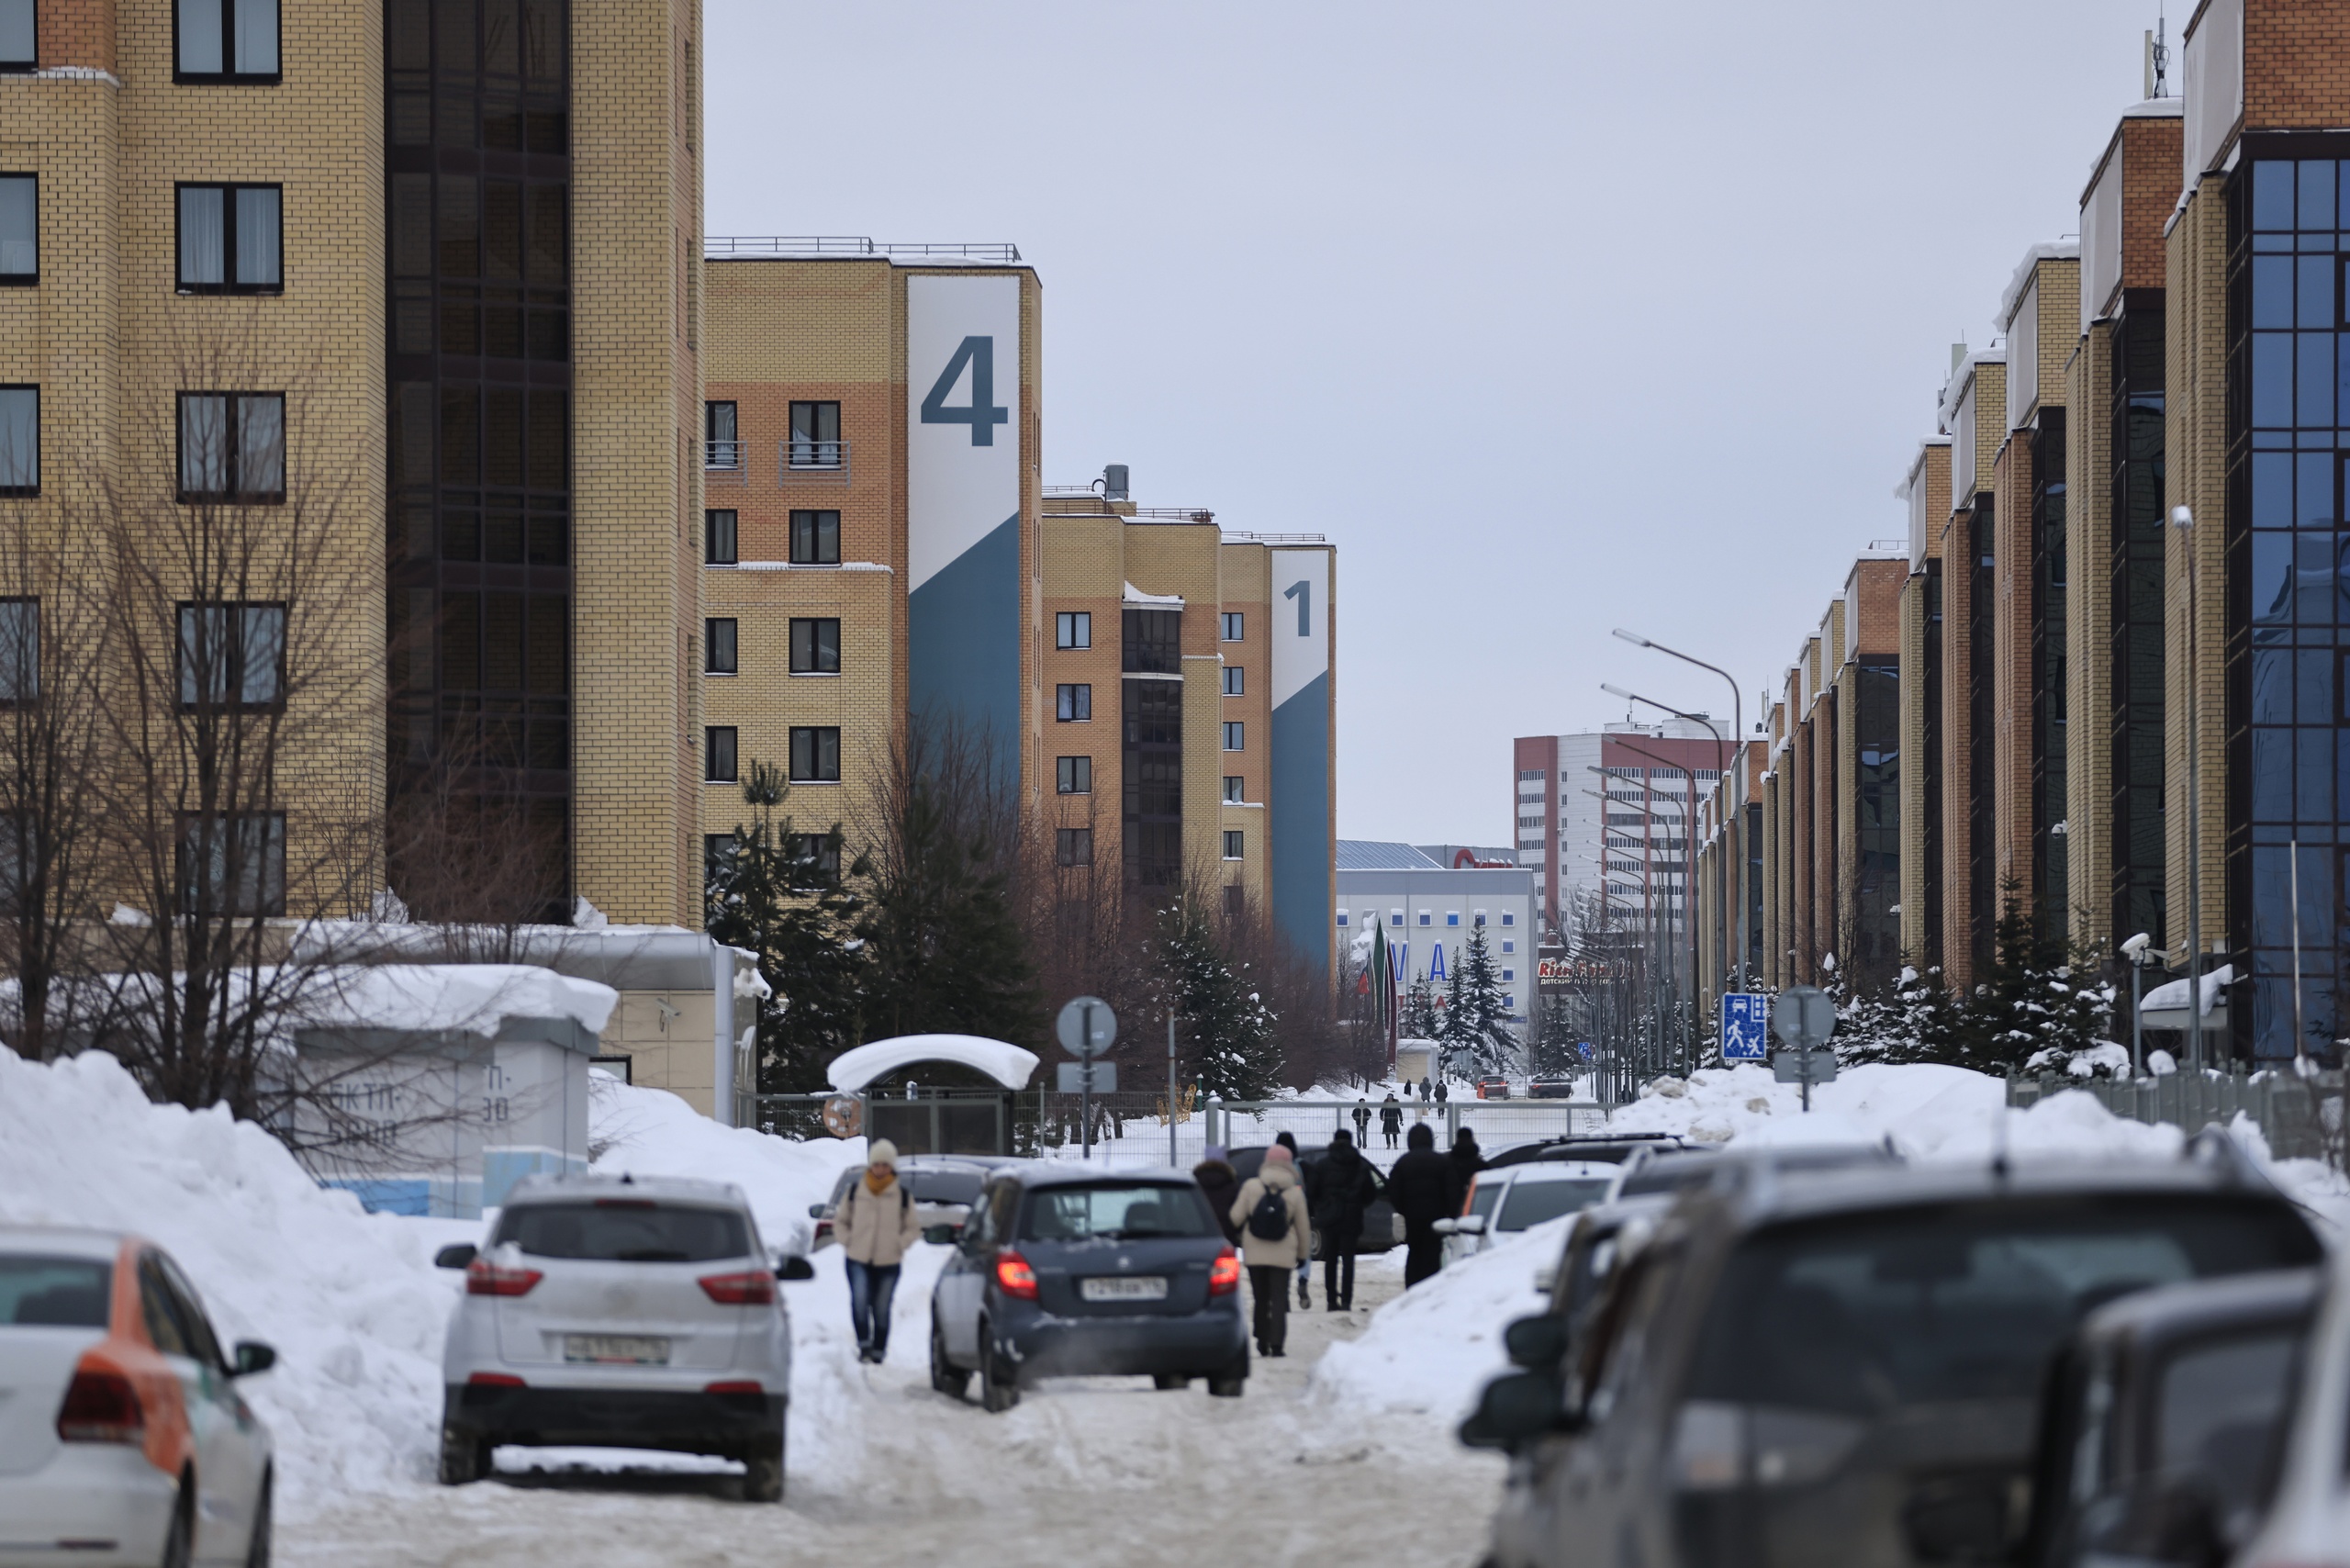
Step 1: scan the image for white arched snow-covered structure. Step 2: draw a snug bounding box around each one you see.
[824,1034,1041,1093]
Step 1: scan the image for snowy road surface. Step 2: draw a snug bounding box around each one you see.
[280,1266,1508,1568]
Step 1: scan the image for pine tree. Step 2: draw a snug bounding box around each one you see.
[1157,886,1282,1101]
[703,762,869,1093]
[1401,974,1441,1042]
[1453,924,1515,1075]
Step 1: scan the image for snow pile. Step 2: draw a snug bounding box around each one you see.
[0,1046,459,1510]
[299,964,618,1036]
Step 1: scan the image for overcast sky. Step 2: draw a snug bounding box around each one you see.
[705,0,2163,846]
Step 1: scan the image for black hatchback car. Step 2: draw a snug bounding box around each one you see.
[927,1165,1248,1412]
[1464,1137,2325,1568]
[1229,1144,1399,1254]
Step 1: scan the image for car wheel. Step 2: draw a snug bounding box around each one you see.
[160,1475,193,1568]
[243,1471,272,1568]
[1207,1368,1247,1398]
[1151,1373,1188,1391]
[979,1327,1020,1414]
[930,1321,970,1400]
[741,1427,784,1504]
[437,1416,490,1485]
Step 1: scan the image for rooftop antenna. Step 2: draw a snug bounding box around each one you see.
[2146,6,2170,100]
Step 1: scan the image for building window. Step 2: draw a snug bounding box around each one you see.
[1223,830,1243,860]
[174,0,279,81]
[1446,912,1460,926]
[788,400,841,468]
[788,832,840,879]
[703,832,736,886]
[1223,775,1243,802]
[1221,721,1243,751]
[1336,910,1348,926]
[789,725,839,782]
[1056,610,1091,650]
[177,393,284,503]
[1225,885,1244,920]
[704,617,736,675]
[0,174,32,282]
[1501,912,1515,926]
[1220,611,1243,642]
[1473,910,1486,927]
[1056,683,1091,722]
[1389,911,1402,926]
[176,602,285,710]
[1222,666,1243,696]
[1055,827,1092,867]
[789,617,840,675]
[703,401,739,470]
[789,510,839,565]
[1055,755,1091,794]
[175,184,281,293]
[0,0,29,70]
[704,510,736,566]
[0,386,33,496]
[1503,995,1515,1012]
[704,725,737,783]
[0,598,35,704]
[1501,939,1514,954]
[1417,911,1430,925]
[1502,969,1515,983]
[176,812,285,917]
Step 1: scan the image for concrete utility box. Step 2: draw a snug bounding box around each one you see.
[1394,1040,1438,1087]
[286,965,617,1217]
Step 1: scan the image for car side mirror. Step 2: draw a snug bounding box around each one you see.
[922,1223,963,1246]
[807,1204,828,1219]
[1459,1371,1566,1451]
[772,1256,817,1283]
[230,1340,276,1378]
[1455,1215,1488,1236]
[1504,1314,1570,1369]
[1433,1218,1457,1236]
[433,1243,477,1270]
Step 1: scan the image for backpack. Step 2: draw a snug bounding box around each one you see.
[1246,1183,1292,1242]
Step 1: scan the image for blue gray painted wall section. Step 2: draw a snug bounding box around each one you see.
[1271,669,1331,969]
[907,511,1023,753]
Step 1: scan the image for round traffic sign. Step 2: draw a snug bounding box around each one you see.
[1056,996,1117,1058]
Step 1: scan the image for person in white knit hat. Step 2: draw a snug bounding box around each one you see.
[834,1138,921,1362]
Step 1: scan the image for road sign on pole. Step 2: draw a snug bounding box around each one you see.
[1719,994,1771,1062]
[1770,985,1838,1111]
[1057,997,1117,1159]
[1057,1062,1117,1094]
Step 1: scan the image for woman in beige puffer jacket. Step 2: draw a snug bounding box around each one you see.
[834,1138,923,1363]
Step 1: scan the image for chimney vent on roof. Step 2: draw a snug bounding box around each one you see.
[1950,341,1968,373]
[1102,464,1130,501]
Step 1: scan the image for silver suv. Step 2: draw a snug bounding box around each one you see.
[433,1173,812,1503]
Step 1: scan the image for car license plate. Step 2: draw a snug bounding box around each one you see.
[1080,1276,1168,1303]
[564,1334,670,1365]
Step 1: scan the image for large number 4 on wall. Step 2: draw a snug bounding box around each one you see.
[919,335,1011,447]
[1283,578,1310,635]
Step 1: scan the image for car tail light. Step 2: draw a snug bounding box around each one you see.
[994,1249,1039,1300]
[1671,1401,1863,1491]
[464,1257,543,1296]
[467,1372,526,1387]
[55,1367,143,1444]
[698,1270,776,1305]
[1208,1248,1241,1295]
[705,1380,764,1394]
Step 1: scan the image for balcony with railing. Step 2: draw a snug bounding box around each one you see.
[704,440,746,485]
[704,236,1022,264]
[781,438,849,485]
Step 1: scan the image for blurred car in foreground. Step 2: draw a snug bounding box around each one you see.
[807,1156,998,1249]
[1462,1134,2324,1568]
[927,1165,1247,1411]
[1436,1163,1617,1265]
[2236,1238,2350,1568]
[435,1173,812,1503]
[2025,1267,2320,1568]
[0,1226,276,1568]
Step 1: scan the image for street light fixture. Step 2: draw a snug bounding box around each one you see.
[2171,505,2203,1071]
[1613,629,1749,995]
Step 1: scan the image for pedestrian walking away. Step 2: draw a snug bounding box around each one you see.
[1378,1092,1404,1149]
[1350,1097,1371,1144]
[1446,1126,1484,1217]
[1192,1145,1243,1247]
[1386,1122,1455,1287]
[1228,1143,1312,1357]
[1311,1129,1383,1312]
[1416,1076,1431,1105]
[834,1138,922,1362]
[1275,1131,1311,1307]
[1433,1076,1449,1105]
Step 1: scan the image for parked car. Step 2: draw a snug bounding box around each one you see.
[1477,1075,1514,1100]
[2025,1267,2321,1568]
[927,1165,1248,1412]
[2236,1237,2350,1568]
[806,1155,997,1249]
[1461,1133,2326,1568]
[1484,1133,1688,1170]
[433,1172,814,1503]
[1602,1138,1901,1204]
[0,1225,277,1568]
[1436,1162,1618,1266]
[1228,1144,1399,1253]
[1527,1078,1581,1100]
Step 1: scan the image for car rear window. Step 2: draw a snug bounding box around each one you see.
[1618,1159,1719,1197]
[1498,1178,1613,1230]
[904,1170,984,1206]
[2154,1327,2305,1512]
[1685,1196,2322,1417]
[497,1203,751,1262]
[0,1257,111,1327]
[1020,1183,1213,1241]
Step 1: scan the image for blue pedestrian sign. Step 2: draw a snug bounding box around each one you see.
[1720,994,1771,1062]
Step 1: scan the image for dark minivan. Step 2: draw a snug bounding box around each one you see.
[1465,1137,2324,1568]
[927,1165,1248,1412]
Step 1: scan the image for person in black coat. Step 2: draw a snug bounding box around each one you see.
[1378,1093,1404,1149]
[1276,1131,1311,1307]
[1446,1126,1485,1216]
[1311,1130,1383,1311]
[1192,1148,1243,1246]
[1385,1122,1455,1287]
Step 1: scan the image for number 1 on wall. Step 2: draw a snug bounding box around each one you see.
[1283,578,1310,636]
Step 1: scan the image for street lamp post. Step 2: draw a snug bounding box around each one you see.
[1603,684,1731,1027]
[1615,629,1749,995]
[2170,507,2203,1071]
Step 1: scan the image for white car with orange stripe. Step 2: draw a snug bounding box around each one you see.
[0,1226,275,1568]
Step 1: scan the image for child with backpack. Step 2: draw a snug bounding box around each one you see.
[1227,1144,1313,1356]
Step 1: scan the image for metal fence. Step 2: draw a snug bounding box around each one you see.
[2008,1068,2346,1169]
